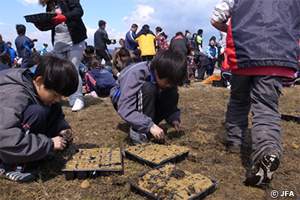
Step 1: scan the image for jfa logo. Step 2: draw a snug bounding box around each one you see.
[270,190,295,198]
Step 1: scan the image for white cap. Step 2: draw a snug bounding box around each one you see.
[101,59,106,65]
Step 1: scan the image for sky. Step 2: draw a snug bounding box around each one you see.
[0,0,221,52]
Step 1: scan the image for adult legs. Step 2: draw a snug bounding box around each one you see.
[96,49,111,66]
[53,42,85,111]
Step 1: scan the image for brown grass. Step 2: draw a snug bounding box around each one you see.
[1,82,299,200]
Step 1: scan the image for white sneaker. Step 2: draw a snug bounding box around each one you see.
[69,94,76,106]
[72,98,84,111]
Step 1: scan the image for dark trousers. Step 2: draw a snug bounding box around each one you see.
[138,82,179,125]
[196,64,207,79]
[96,49,111,66]
[20,57,30,68]
[142,55,154,62]
[2,103,68,172]
[225,74,283,164]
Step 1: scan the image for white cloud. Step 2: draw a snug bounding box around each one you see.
[16,0,38,6]
[122,5,160,29]
[0,22,6,25]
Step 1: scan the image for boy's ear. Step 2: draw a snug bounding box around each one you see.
[34,76,44,86]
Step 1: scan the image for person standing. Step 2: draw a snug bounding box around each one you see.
[169,32,190,57]
[134,24,156,61]
[124,23,138,51]
[40,43,48,56]
[155,26,168,52]
[194,29,203,52]
[14,24,35,68]
[205,38,218,77]
[169,31,191,87]
[0,35,11,58]
[94,20,116,66]
[211,0,299,188]
[6,42,17,67]
[38,0,87,111]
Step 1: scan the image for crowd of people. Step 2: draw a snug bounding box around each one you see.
[0,0,299,194]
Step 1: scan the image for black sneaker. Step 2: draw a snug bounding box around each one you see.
[0,168,37,183]
[244,149,280,188]
[226,141,242,153]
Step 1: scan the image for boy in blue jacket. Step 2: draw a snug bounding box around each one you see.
[0,55,78,183]
[110,49,187,145]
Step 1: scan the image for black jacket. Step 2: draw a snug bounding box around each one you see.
[169,34,190,56]
[47,0,87,45]
[94,27,111,50]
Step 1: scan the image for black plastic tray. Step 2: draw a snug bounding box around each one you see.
[281,110,300,124]
[127,163,219,200]
[212,79,224,87]
[124,144,189,168]
[24,13,57,23]
[24,13,56,31]
[62,148,123,180]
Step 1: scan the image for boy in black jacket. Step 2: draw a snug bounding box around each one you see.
[0,55,78,183]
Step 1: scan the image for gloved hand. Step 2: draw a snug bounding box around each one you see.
[52,13,66,25]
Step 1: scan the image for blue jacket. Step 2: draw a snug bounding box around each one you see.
[110,61,180,133]
[0,41,10,57]
[8,47,17,65]
[85,67,115,96]
[125,29,138,51]
[15,35,34,58]
[206,45,218,59]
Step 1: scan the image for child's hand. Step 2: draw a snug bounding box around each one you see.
[172,121,181,132]
[60,129,73,145]
[150,124,165,141]
[52,136,67,151]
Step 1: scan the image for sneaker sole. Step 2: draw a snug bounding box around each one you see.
[1,170,36,183]
[244,154,280,187]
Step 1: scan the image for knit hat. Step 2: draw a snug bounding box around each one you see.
[133,49,141,57]
[98,20,106,27]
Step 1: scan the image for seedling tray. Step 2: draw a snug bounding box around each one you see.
[124,143,189,168]
[62,148,123,180]
[127,163,219,200]
[281,110,300,124]
[24,13,57,31]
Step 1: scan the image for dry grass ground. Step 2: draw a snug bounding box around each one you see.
[1,81,299,200]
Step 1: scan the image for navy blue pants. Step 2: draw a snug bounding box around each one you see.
[2,103,69,172]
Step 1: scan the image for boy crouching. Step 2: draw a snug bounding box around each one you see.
[110,48,187,145]
[0,55,78,182]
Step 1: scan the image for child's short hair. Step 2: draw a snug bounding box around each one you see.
[0,53,12,68]
[16,24,26,35]
[151,48,187,85]
[33,55,78,96]
[84,45,94,55]
[28,53,42,68]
